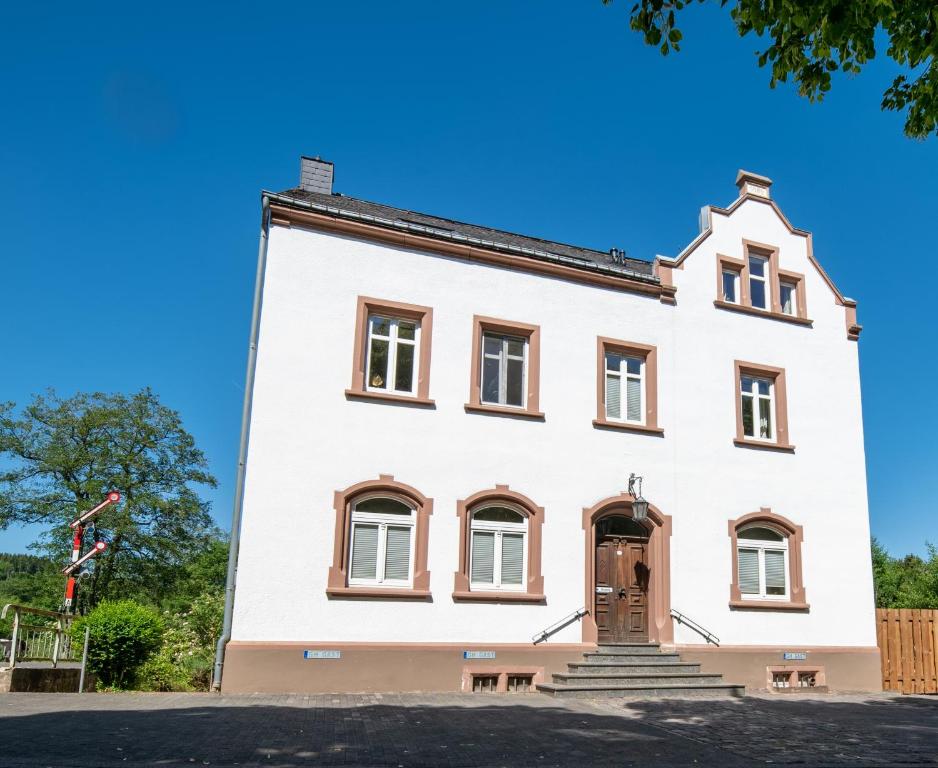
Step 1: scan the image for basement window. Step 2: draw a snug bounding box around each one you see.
[472,675,499,693]
[507,674,533,692]
[772,672,791,689]
[798,671,817,688]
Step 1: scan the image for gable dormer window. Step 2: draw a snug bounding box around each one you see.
[748,253,769,310]
[722,269,739,304]
[714,244,810,326]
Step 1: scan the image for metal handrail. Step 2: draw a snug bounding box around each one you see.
[532,607,589,645]
[2,603,76,668]
[671,608,720,645]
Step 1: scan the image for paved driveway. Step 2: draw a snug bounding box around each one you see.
[0,691,936,767]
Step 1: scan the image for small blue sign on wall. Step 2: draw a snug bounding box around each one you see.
[463,651,496,660]
[783,652,807,661]
[304,650,341,660]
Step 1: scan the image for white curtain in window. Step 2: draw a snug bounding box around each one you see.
[501,533,524,585]
[738,548,760,594]
[606,375,621,419]
[384,526,412,581]
[626,377,642,421]
[471,531,495,584]
[764,549,787,594]
[350,524,379,580]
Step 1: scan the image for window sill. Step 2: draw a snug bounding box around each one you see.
[592,419,664,436]
[464,403,545,420]
[729,600,810,611]
[714,300,813,327]
[326,586,432,600]
[345,389,436,408]
[452,590,546,603]
[733,438,796,453]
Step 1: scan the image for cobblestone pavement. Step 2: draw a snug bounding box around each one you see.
[0,691,935,768]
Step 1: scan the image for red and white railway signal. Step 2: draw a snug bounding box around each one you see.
[62,541,107,576]
[63,491,121,612]
[69,491,121,529]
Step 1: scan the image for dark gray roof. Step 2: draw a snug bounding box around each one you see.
[268,188,656,283]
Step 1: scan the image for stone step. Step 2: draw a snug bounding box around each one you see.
[596,643,661,654]
[553,672,725,687]
[584,652,683,663]
[566,661,704,675]
[536,682,746,699]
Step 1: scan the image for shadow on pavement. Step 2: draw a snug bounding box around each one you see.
[0,693,935,768]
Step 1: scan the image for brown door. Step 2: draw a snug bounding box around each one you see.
[595,536,649,643]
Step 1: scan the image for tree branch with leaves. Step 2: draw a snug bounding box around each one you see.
[607,0,938,138]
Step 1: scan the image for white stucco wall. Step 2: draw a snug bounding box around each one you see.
[231,193,876,649]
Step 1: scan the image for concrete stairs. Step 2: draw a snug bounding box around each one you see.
[536,643,744,699]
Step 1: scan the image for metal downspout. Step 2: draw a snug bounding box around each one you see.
[212,194,270,691]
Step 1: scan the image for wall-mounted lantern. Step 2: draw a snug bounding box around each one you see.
[628,473,649,522]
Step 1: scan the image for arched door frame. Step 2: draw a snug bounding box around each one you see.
[582,493,673,645]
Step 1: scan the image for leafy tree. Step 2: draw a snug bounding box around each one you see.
[608,1,938,138]
[870,538,938,609]
[70,599,164,688]
[0,389,218,612]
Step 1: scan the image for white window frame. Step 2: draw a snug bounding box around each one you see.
[365,314,420,396]
[604,353,645,425]
[480,333,527,408]
[779,280,797,316]
[347,496,416,588]
[722,269,740,304]
[740,375,775,441]
[748,254,769,310]
[737,526,789,601]
[469,505,528,592]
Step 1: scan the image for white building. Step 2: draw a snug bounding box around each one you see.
[218,157,879,694]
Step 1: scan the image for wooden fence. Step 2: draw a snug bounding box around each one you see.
[876,608,938,694]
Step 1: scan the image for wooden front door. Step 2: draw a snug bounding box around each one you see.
[595,536,650,643]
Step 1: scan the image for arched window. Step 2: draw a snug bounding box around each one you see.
[469,505,527,592]
[728,509,807,610]
[736,525,788,600]
[328,475,433,598]
[453,486,545,602]
[348,497,415,587]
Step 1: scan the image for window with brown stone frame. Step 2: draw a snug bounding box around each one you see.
[593,337,663,436]
[714,241,811,326]
[346,296,434,407]
[465,316,543,419]
[453,486,545,603]
[734,360,794,452]
[327,475,433,599]
[728,509,808,611]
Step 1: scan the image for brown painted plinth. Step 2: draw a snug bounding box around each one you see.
[0,666,96,693]
[222,642,590,694]
[674,646,882,692]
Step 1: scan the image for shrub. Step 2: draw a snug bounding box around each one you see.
[70,600,164,689]
[137,648,191,692]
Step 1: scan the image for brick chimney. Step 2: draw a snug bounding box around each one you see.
[300,156,334,195]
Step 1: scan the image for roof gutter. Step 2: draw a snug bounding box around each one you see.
[265,192,659,286]
[212,193,270,692]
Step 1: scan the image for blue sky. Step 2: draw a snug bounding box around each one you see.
[1,1,935,558]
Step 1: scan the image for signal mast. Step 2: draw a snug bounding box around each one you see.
[62,491,120,614]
